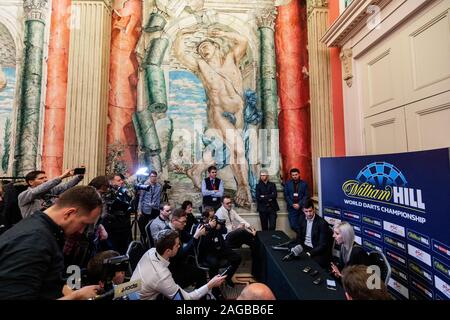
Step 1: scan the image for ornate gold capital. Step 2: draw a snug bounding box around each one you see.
[340,48,353,87]
[307,0,328,15]
[256,7,278,30]
[23,0,49,22]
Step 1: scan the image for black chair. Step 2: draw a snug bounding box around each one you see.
[368,250,391,283]
[126,240,146,275]
[145,219,155,249]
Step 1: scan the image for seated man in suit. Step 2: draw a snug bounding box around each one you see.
[296,199,332,269]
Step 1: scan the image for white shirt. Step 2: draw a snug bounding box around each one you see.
[215,206,250,234]
[131,248,209,300]
[305,216,315,248]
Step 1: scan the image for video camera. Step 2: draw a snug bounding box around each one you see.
[162,180,171,192]
[203,215,225,231]
[100,254,129,292]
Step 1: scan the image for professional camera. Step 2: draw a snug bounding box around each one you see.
[203,215,225,231]
[100,255,129,292]
[135,183,151,192]
[104,186,132,216]
[162,180,171,192]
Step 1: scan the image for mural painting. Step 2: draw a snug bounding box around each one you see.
[133,0,279,210]
[0,0,284,214]
[0,21,16,175]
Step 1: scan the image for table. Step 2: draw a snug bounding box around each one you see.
[253,230,346,300]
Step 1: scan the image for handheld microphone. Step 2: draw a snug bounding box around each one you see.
[282,244,303,261]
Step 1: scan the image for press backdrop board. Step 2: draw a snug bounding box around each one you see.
[318,148,450,300]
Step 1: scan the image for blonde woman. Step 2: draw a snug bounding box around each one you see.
[331,221,368,278]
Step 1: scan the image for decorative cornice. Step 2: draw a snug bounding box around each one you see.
[23,0,49,22]
[340,48,353,87]
[307,0,328,16]
[256,7,278,30]
[321,0,391,47]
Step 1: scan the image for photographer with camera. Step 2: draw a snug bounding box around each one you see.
[102,174,133,255]
[0,186,102,300]
[18,167,85,219]
[165,208,208,289]
[63,176,110,268]
[87,250,126,290]
[196,207,242,289]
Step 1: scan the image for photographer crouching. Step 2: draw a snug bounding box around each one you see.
[197,207,242,291]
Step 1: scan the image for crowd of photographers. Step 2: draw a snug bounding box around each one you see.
[0,165,259,300]
[0,165,391,300]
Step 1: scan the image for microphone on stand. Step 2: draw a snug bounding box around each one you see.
[282,244,303,261]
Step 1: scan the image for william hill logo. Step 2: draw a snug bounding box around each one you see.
[342,162,426,212]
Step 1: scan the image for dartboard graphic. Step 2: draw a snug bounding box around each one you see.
[356,162,407,187]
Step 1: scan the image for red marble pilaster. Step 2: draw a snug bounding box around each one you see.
[275,0,313,191]
[42,0,71,177]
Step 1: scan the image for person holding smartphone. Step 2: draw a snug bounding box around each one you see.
[196,207,241,289]
[18,166,85,219]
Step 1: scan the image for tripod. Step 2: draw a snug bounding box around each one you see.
[161,189,169,203]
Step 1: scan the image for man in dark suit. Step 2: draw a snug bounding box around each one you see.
[201,166,224,212]
[255,169,279,230]
[296,199,331,269]
[283,168,309,232]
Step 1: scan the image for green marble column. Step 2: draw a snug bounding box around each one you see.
[257,8,280,180]
[13,0,48,175]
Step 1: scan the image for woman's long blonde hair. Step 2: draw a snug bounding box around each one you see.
[334,221,355,264]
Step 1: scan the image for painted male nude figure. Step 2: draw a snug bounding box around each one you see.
[173,26,252,207]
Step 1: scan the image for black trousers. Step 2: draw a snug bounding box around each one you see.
[225,228,255,249]
[137,209,159,242]
[170,261,207,289]
[202,246,242,280]
[258,209,277,231]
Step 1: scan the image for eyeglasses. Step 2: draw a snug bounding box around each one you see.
[224,201,232,205]
[150,175,157,178]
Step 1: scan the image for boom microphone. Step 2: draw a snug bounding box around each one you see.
[282,244,303,261]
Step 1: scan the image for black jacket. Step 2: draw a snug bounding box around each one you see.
[339,243,369,268]
[296,214,331,257]
[0,211,65,299]
[255,180,279,212]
